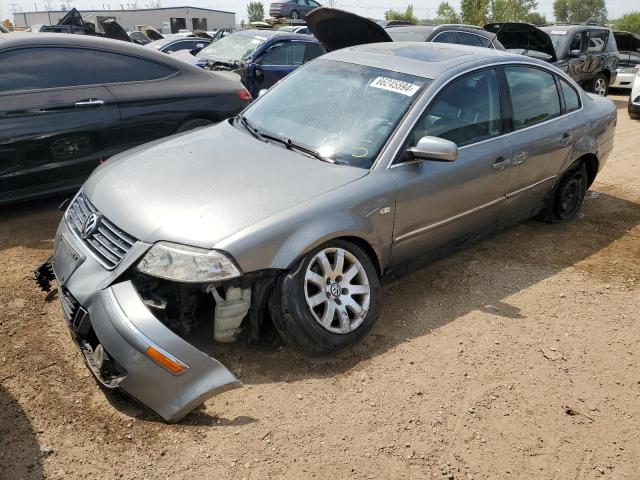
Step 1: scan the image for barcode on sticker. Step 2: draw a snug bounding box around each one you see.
[370,77,420,96]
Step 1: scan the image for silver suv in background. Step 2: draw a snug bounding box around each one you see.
[41,42,616,422]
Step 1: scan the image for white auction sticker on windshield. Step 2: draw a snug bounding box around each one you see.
[370,77,420,96]
[550,30,566,35]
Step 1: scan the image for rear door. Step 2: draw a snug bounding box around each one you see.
[0,46,119,203]
[584,29,610,80]
[498,65,578,225]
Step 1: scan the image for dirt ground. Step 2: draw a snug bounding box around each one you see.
[1,94,639,480]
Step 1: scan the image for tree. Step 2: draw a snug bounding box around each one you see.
[384,4,419,24]
[553,0,607,24]
[489,0,538,22]
[613,12,640,34]
[523,11,547,25]
[460,0,490,25]
[247,1,265,23]
[436,1,460,23]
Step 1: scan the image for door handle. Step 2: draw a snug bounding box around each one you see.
[560,133,573,147]
[492,157,512,170]
[74,99,105,108]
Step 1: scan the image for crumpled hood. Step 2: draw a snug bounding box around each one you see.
[84,121,367,248]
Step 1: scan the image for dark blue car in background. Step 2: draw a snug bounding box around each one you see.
[173,29,325,98]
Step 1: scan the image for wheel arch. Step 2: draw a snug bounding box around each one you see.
[576,153,599,188]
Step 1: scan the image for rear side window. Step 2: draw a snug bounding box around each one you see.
[409,68,501,147]
[304,42,325,62]
[505,66,561,129]
[432,31,455,44]
[559,78,580,112]
[457,32,484,47]
[587,30,608,53]
[0,47,176,92]
[260,41,321,66]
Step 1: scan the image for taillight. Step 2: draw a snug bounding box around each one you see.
[236,88,252,101]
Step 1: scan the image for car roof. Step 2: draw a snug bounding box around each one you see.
[324,41,528,79]
[234,28,318,42]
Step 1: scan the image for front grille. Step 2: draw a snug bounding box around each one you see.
[65,191,137,270]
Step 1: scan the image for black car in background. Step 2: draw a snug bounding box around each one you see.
[385,24,505,49]
[485,23,619,96]
[0,33,251,205]
[147,36,212,54]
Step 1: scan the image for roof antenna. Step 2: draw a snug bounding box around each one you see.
[488,21,506,49]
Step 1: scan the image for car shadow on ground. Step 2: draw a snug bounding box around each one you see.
[0,194,68,250]
[0,385,44,479]
[199,191,640,390]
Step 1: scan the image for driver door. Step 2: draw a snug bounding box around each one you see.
[389,68,510,267]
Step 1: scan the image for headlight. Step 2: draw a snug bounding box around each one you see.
[137,242,241,283]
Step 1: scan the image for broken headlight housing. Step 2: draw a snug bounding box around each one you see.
[137,242,241,283]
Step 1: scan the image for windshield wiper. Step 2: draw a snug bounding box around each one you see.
[259,132,337,164]
[236,115,265,141]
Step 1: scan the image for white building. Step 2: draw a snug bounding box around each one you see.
[13,6,235,34]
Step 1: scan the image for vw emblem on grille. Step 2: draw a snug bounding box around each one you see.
[81,213,101,239]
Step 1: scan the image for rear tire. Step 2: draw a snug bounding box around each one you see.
[271,239,381,355]
[590,73,609,96]
[176,118,213,133]
[537,160,588,223]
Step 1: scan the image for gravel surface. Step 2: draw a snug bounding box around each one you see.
[1,94,639,480]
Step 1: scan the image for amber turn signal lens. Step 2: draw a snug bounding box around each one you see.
[146,346,187,375]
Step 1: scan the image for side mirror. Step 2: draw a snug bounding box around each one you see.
[568,49,581,58]
[258,89,268,98]
[407,136,458,162]
[254,66,264,82]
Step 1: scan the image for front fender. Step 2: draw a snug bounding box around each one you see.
[215,170,397,275]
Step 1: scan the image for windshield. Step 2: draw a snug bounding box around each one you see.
[543,29,569,53]
[387,28,433,42]
[242,59,429,168]
[197,33,266,63]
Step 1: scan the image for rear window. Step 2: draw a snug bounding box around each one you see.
[387,28,433,42]
[0,47,176,92]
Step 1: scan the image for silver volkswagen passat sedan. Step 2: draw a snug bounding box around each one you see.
[43,42,616,421]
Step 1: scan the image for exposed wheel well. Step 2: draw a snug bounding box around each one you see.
[578,153,599,188]
[601,70,611,82]
[333,236,382,277]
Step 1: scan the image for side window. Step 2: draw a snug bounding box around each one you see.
[407,69,501,147]
[432,31,455,44]
[304,42,325,62]
[0,47,175,92]
[505,66,561,129]
[570,31,583,52]
[259,42,289,66]
[559,78,581,112]
[309,0,320,6]
[587,30,608,53]
[457,32,484,47]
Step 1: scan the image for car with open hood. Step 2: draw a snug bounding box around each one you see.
[0,33,250,205]
[484,22,619,96]
[305,8,504,51]
[38,40,616,422]
[39,8,131,43]
[171,29,325,98]
[147,35,211,54]
[611,31,640,89]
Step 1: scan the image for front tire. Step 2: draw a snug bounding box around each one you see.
[591,73,609,96]
[271,240,381,355]
[537,160,588,223]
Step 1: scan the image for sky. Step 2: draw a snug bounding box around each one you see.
[1,0,638,24]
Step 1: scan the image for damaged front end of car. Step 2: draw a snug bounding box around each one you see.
[37,191,280,422]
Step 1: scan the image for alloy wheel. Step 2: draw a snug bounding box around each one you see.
[303,247,371,334]
[594,78,607,96]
